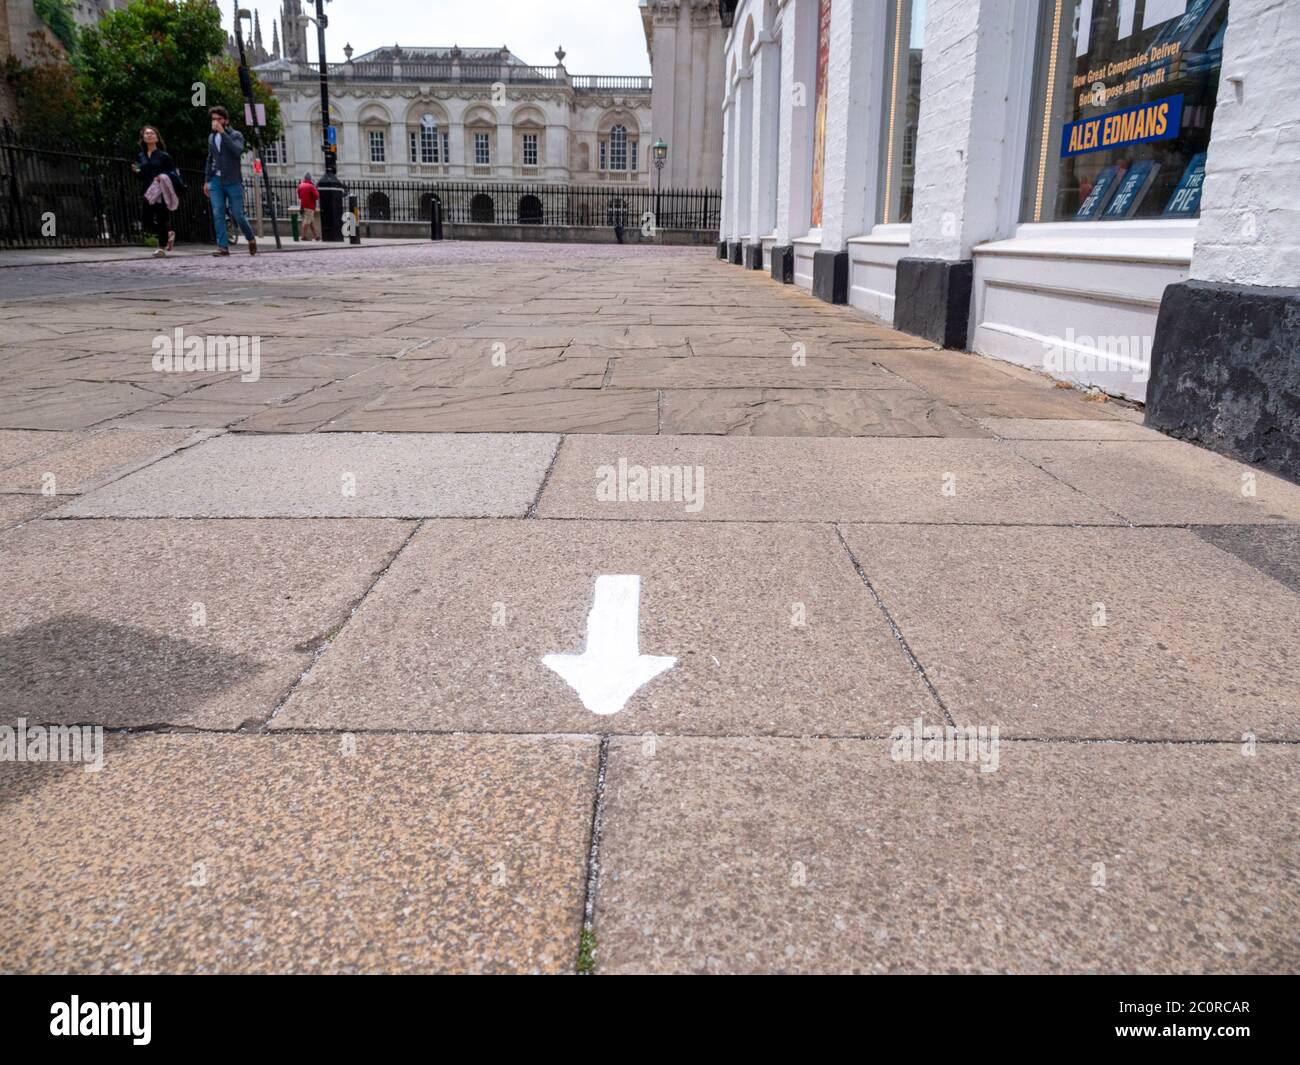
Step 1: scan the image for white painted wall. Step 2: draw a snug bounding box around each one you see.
[1190,0,1300,288]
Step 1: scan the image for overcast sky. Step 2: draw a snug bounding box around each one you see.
[223,0,652,76]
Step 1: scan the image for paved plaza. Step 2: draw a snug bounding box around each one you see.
[1,241,1298,974]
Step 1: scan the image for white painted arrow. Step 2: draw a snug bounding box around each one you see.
[542,574,676,716]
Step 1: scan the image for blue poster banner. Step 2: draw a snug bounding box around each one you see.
[1102,160,1161,218]
[1060,94,1184,158]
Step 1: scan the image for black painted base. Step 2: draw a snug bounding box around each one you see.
[812,250,848,304]
[893,258,974,349]
[728,241,743,266]
[770,245,794,284]
[1147,280,1300,483]
[744,243,764,270]
[717,241,728,260]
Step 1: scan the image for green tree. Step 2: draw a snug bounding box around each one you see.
[75,0,280,156]
[4,34,86,141]
[34,0,78,54]
[199,56,283,150]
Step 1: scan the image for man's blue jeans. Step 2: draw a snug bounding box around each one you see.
[208,178,255,248]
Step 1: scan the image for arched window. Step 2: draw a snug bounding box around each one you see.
[470,193,495,223]
[518,194,543,225]
[419,192,440,221]
[608,125,628,171]
[409,114,447,164]
[367,192,391,220]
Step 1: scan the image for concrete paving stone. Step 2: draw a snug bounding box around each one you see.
[272,520,933,736]
[607,354,909,389]
[536,435,1120,523]
[1010,439,1300,524]
[0,733,597,974]
[592,736,1300,974]
[327,388,659,434]
[0,429,80,470]
[981,418,1168,441]
[405,354,608,390]
[232,374,391,433]
[1192,525,1300,595]
[0,494,59,530]
[839,524,1300,739]
[659,388,987,437]
[686,334,806,358]
[61,432,559,517]
[0,381,161,429]
[108,377,327,428]
[0,518,414,728]
[0,428,201,494]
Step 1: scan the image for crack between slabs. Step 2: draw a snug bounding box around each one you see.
[833,523,957,728]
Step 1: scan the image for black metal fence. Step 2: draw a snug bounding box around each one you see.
[0,123,214,248]
[1,123,720,247]
[254,177,721,232]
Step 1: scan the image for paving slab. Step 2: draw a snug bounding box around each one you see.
[1010,439,1300,524]
[0,429,82,470]
[0,733,597,974]
[273,520,933,736]
[60,432,559,517]
[0,494,59,530]
[607,354,911,389]
[0,518,415,728]
[0,381,161,429]
[659,388,986,437]
[326,389,659,434]
[839,525,1300,739]
[592,736,1300,974]
[535,435,1120,524]
[981,418,1167,441]
[1192,524,1300,595]
[0,428,201,493]
[109,377,329,429]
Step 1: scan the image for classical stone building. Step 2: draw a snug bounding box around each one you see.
[719,0,1300,479]
[245,0,725,189]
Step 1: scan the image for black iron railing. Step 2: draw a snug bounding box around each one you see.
[0,122,213,248]
[249,177,721,231]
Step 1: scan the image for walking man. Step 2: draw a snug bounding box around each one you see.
[203,106,257,256]
[298,172,321,241]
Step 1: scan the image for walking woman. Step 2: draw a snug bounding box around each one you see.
[133,126,176,257]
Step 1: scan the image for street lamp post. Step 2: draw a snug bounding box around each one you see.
[653,137,668,229]
[234,9,282,249]
[300,1,344,241]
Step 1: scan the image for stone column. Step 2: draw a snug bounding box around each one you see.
[898,0,1024,346]
[747,29,781,265]
[1146,0,1300,480]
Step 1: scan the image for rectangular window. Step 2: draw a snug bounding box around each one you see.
[421,124,437,163]
[629,139,638,171]
[1021,0,1226,222]
[369,129,386,163]
[522,132,538,167]
[442,132,450,163]
[264,135,285,164]
[609,129,628,171]
[599,140,607,170]
[877,0,926,224]
[475,132,491,165]
[408,130,418,164]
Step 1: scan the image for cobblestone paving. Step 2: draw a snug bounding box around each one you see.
[1,241,1297,974]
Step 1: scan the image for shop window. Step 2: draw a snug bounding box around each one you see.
[877,0,926,224]
[1021,0,1227,222]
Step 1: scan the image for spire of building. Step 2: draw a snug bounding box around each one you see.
[272,18,281,60]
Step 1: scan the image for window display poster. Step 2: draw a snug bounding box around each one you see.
[1075,165,1123,219]
[1163,151,1207,216]
[810,0,832,228]
[1102,160,1161,218]
[1061,94,1184,157]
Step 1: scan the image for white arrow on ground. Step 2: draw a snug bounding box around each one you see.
[542,574,676,716]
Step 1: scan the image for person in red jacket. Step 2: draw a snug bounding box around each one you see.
[297,173,321,241]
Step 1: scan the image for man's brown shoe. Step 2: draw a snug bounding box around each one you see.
[212,247,230,257]
[248,239,257,257]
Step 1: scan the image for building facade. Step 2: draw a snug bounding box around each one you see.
[719,0,1299,479]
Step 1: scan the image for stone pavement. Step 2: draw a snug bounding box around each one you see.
[1,241,1297,974]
